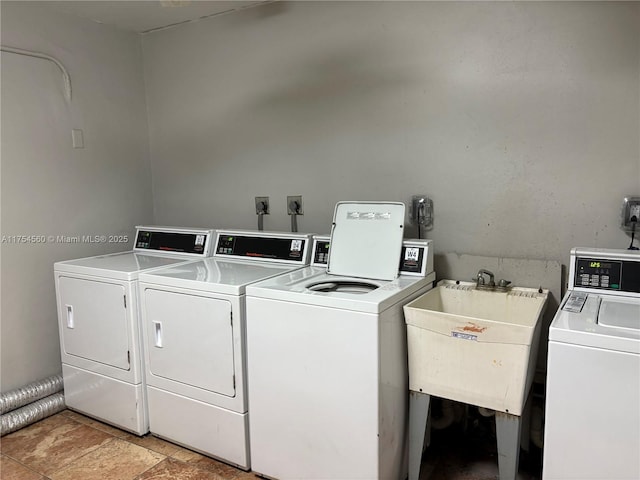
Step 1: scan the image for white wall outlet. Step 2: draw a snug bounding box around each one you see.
[255,196,270,215]
[71,128,84,149]
[621,196,640,230]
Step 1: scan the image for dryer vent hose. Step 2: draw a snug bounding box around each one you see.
[0,374,64,414]
[1,393,66,436]
[0,374,66,436]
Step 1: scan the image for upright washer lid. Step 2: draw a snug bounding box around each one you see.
[327,201,405,281]
[598,297,640,331]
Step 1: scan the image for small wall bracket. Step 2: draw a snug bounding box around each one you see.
[410,195,433,229]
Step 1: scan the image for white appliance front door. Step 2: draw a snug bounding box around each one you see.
[58,276,130,370]
[145,289,235,397]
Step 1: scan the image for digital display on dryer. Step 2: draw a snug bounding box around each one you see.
[216,235,306,262]
[135,231,208,254]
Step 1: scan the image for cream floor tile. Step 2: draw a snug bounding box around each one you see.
[1,414,114,476]
[170,448,256,479]
[121,433,182,456]
[49,437,165,480]
[0,454,45,480]
[135,457,227,480]
[59,409,131,438]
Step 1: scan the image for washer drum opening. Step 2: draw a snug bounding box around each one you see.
[307,281,379,294]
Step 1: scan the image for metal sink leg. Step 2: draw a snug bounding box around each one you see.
[408,391,431,480]
[495,411,522,480]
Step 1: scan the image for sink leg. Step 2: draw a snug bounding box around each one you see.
[495,411,521,480]
[409,391,430,480]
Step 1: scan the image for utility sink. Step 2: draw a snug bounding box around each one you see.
[404,280,548,416]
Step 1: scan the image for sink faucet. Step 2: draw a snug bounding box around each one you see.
[475,269,512,290]
[476,269,495,288]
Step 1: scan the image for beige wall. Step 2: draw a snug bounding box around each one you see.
[1,1,639,391]
[1,3,154,391]
[143,1,640,261]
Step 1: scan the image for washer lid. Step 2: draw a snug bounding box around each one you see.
[598,297,640,331]
[327,201,405,281]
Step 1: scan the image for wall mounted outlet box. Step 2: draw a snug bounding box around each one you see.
[255,196,270,215]
[621,196,640,230]
[287,196,303,215]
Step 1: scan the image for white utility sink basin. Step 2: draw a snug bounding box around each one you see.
[404,280,548,415]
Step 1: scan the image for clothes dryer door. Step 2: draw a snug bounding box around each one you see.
[145,289,235,397]
[57,276,130,370]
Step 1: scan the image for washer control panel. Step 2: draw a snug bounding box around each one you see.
[575,258,621,289]
[312,237,331,266]
[574,256,640,293]
[311,236,434,277]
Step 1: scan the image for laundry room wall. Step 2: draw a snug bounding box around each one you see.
[0,3,153,391]
[142,1,640,265]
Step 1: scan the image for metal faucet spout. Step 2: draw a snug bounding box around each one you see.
[476,269,496,288]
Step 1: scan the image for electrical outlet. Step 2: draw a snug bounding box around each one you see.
[287,196,303,215]
[621,196,640,230]
[255,196,270,215]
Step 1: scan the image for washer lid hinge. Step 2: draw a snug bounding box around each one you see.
[127,350,130,367]
[123,295,127,308]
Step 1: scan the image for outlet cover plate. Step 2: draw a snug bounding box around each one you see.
[255,196,270,215]
[287,195,303,215]
[621,196,640,230]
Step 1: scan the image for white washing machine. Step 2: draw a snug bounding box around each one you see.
[543,248,640,480]
[54,226,215,435]
[245,201,436,480]
[138,230,312,470]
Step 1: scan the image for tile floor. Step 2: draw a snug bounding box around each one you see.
[1,409,542,480]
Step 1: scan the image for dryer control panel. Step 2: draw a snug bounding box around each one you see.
[214,231,311,264]
[134,227,214,256]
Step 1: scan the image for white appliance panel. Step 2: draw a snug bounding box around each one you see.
[328,201,405,281]
[247,297,380,480]
[55,252,190,281]
[139,259,294,295]
[148,386,249,469]
[58,276,130,370]
[543,341,640,480]
[145,289,235,396]
[63,365,146,434]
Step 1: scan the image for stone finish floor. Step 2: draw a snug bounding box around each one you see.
[0,409,542,480]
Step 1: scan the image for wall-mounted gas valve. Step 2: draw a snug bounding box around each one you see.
[409,195,433,238]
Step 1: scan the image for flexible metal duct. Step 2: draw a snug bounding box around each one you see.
[0,374,64,415]
[1,392,66,436]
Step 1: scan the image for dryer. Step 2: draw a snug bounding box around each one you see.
[54,226,215,435]
[245,202,436,480]
[138,230,312,470]
[543,248,640,480]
